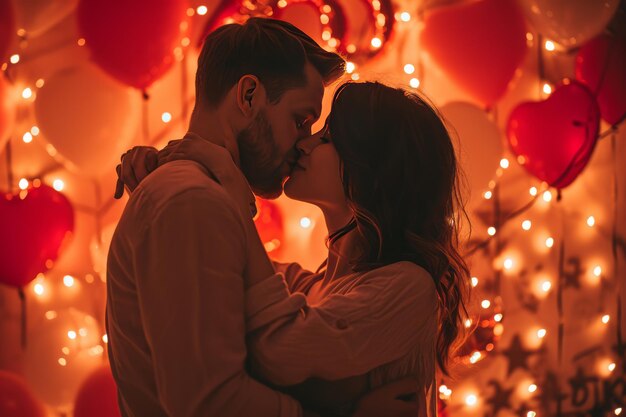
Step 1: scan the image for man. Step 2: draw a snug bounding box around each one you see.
[108,18,416,417]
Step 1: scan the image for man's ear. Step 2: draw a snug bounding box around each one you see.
[236,75,262,117]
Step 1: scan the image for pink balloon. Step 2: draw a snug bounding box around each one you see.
[0,0,15,62]
[74,367,122,417]
[421,0,527,107]
[0,71,16,150]
[77,0,189,90]
[576,34,626,126]
[0,371,45,417]
[0,184,74,287]
[507,80,600,189]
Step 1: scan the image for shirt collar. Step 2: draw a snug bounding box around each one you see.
[184,132,257,219]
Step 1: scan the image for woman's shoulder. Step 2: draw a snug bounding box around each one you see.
[368,261,437,303]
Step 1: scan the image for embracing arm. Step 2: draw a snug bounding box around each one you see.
[135,188,302,417]
[245,266,438,387]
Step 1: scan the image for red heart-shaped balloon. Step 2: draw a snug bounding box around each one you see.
[576,34,626,126]
[421,0,527,107]
[0,184,74,288]
[507,80,600,189]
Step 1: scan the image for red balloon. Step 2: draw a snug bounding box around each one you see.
[576,35,626,126]
[254,198,284,256]
[0,0,15,62]
[77,0,189,90]
[0,184,74,287]
[421,0,527,107]
[0,371,45,417]
[74,367,122,417]
[507,80,600,189]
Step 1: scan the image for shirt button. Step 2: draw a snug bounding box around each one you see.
[336,319,349,330]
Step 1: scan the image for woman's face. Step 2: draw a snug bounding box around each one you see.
[283,123,347,210]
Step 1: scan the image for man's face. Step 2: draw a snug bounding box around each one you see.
[238,63,324,199]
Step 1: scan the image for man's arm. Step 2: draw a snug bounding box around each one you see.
[135,187,301,417]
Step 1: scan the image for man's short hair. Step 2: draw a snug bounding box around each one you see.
[196,17,346,106]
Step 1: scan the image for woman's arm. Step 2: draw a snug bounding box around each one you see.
[246,266,438,387]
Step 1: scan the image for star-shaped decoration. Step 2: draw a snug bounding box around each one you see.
[536,371,568,414]
[500,333,540,376]
[484,379,514,416]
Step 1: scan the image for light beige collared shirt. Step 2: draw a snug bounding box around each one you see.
[107,133,438,417]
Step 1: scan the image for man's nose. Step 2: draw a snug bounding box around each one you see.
[297,127,327,155]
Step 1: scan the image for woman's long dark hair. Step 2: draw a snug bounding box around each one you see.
[326,81,471,376]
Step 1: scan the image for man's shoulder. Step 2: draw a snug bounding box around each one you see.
[131,160,234,214]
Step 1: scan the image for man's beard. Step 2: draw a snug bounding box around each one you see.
[238,111,285,199]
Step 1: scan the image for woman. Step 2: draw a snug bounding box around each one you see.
[120,81,470,416]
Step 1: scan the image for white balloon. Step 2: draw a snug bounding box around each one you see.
[24,308,103,412]
[90,223,116,280]
[34,63,140,178]
[440,101,503,208]
[518,0,619,48]
[12,0,78,38]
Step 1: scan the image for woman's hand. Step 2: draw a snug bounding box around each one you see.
[352,378,420,417]
[114,146,158,198]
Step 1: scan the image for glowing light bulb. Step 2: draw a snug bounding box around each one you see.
[465,394,477,406]
[161,112,172,123]
[351,73,360,81]
[371,37,382,48]
[593,266,602,277]
[602,314,610,324]
[522,220,531,230]
[18,178,29,190]
[608,362,616,372]
[543,83,552,95]
[322,5,332,13]
[587,216,595,227]
[484,191,492,199]
[58,358,67,366]
[196,5,208,15]
[63,275,74,287]
[34,283,44,295]
[545,40,555,51]
[615,407,622,415]
[542,190,553,202]
[528,384,537,393]
[500,158,510,169]
[102,334,108,343]
[79,327,88,337]
[22,87,33,99]
[400,11,411,22]
[403,64,415,74]
[31,126,40,136]
[541,280,552,292]
[469,351,481,363]
[487,227,496,236]
[53,179,65,191]
[545,237,554,248]
[77,38,86,46]
[527,412,537,417]
[45,311,57,320]
[300,217,312,228]
[464,319,472,328]
[537,328,547,338]
[10,54,20,64]
[494,313,503,322]
[503,258,514,270]
[35,79,45,88]
[22,132,33,143]
[68,330,77,340]
[529,186,538,196]
[481,300,491,309]
[409,78,420,88]
[320,14,330,24]
[471,277,478,287]
[346,62,356,74]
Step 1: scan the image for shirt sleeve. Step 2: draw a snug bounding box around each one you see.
[134,187,302,417]
[246,267,438,387]
[271,261,318,293]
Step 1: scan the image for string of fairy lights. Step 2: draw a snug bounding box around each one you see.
[1,1,623,415]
